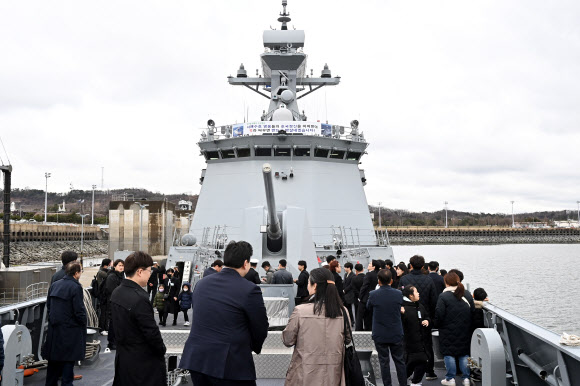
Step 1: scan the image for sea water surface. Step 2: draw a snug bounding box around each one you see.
[391,244,580,336]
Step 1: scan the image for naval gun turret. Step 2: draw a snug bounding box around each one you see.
[262,163,283,252]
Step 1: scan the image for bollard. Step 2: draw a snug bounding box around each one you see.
[470,328,506,386]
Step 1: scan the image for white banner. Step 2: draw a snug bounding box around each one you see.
[232,121,332,137]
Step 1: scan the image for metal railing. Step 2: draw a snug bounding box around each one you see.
[0,282,49,306]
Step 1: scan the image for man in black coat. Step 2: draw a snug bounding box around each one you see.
[50,251,78,285]
[351,263,365,329]
[111,251,167,385]
[367,269,407,386]
[399,255,439,380]
[356,260,380,331]
[105,259,124,350]
[203,259,223,277]
[179,241,269,385]
[244,258,261,284]
[428,261,445,296]
[164,268,180,326]
[147,262,160,302]
[294,260,309,304]
[44,261,86,385]
[343,262,356,324]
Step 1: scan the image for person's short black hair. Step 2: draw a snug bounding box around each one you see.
[401,285,416,299]
[326,255,336,264]
[124,251,153,277]
[101,258,112,268]
[354,263,363,272]
[371,259,381,271]
[65,261,82,276]
[409,255,425,270]
[113,259,124,267]
[61,251,78,266]
[166,268,174,275]
[262,261,271,269]
[440,269,448,277]
[474,287,488,301]
[224,241,253,269]
[377,269,392,285]
[344,262,353,270]
[298,260,307,269]
[428,261,439,271]
[250,262,257,267]
[449,269,464,282]
[279,259,287,267]
[385,259,394,268]
[378,259,386,269]
[211,259,223,268]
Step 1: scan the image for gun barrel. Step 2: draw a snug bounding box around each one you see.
[262,163,282,240]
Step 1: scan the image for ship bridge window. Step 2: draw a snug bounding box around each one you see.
[236,148,250,157]
[219,149,236,159]
[294,147,311,157]
[314,148,330,158]
[255,146,272,156]
[204,150,220,160]
[330,149,346,159]
[274,147,291,156]
[346,151,362,161]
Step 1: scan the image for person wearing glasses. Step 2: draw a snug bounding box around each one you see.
[110,252,167,385]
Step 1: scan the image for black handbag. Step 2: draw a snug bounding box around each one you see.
[342,309,365,386]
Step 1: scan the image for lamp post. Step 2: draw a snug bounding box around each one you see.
[444,201,448,228]
[44,172,51,223]
[511,201,515,228]
[78,213,89,267]
[135,202,149,251]
[91,184,97,225]
[378,201,382,230]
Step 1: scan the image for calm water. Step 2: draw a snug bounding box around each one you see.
[391,244,580,336]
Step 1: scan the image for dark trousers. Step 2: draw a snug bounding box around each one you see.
[355,302,365,331]
[148,283,157,303]
[190,371,256,386]
[344,301,356,325]
[45,360,74,386]
[406,358,427,384]
[107,316,116,346]
[426,338,435,375]
[181,309,189,322]
[164,299,179,323]
[157,308,166,324]
[375,341,407,386]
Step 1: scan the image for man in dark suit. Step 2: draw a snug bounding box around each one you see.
[244,258,261,284]
[147,262,160,303]
[111,252,167,385]
[294,260,309,304]
[367,269,406,386]
[356,260,380,331]
[203,259,223,277]
[428,261,445,296]
[351,263,365,329]
[343,262,356,324]
[44,261,86,385]
[50,251,78,285]
[180,241,269,385]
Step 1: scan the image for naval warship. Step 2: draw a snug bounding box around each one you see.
[0,2,578,385]
[165,0,393,279]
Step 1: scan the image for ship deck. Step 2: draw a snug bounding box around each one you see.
[24,310,450,386]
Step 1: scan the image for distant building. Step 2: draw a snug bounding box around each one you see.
[513,222,549,229]
[178,200,193,211]
[553,220,579,229]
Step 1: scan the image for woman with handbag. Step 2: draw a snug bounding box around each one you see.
[401,285,431,386]
[283,268,360,385]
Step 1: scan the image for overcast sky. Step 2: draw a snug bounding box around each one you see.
[1,0,579,214]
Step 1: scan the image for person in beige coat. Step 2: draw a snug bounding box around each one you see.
[282,268,351,386]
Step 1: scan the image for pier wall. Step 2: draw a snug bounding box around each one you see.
[381,227,580,244]
[0,240,108,266]
[7,223,102,242]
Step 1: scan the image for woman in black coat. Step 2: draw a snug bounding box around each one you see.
[329,260,345,304]
[401,285,431,386]
[435,272,474,385]
[44,263,87,384]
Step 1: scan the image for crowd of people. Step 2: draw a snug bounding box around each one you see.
[42,245,488,386]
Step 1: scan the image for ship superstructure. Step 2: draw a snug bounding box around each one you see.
[167,1,393,277]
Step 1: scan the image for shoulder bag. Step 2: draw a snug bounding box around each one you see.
[342,309,365,386]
